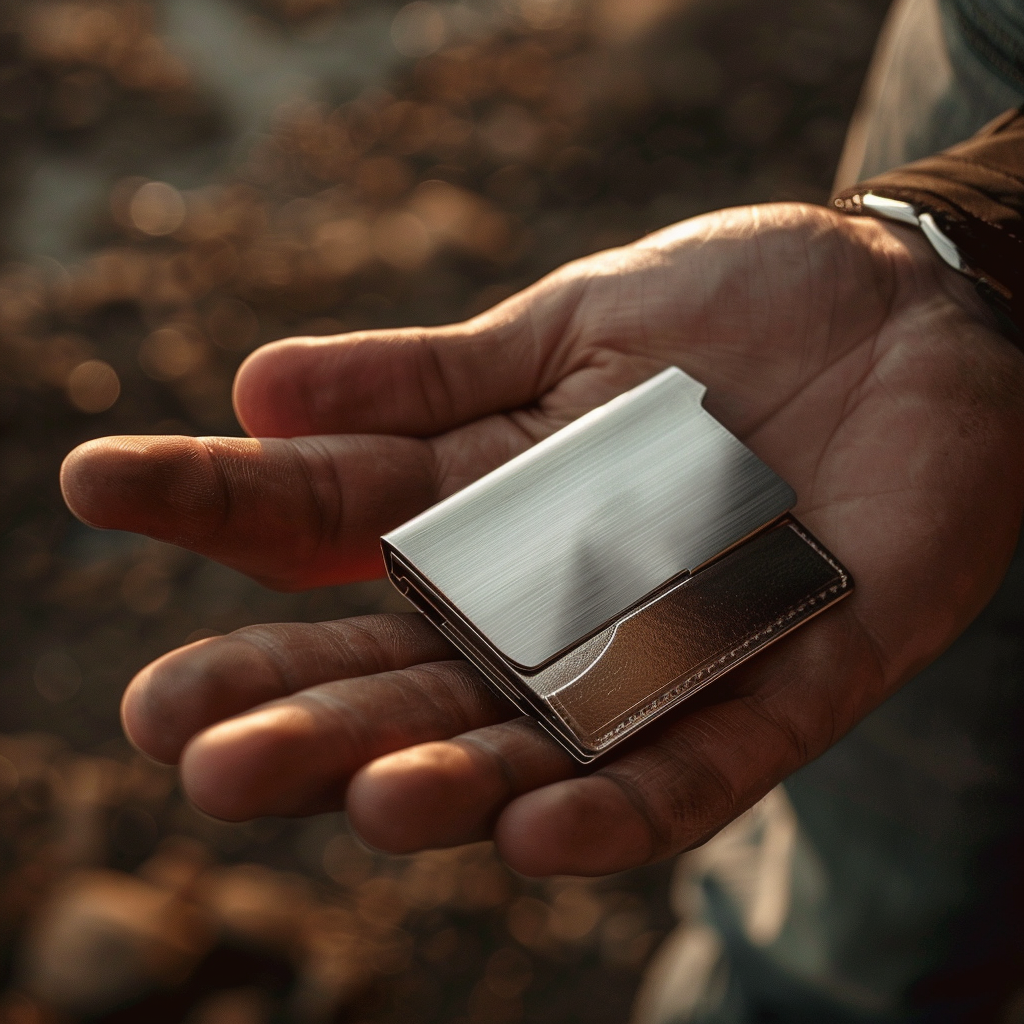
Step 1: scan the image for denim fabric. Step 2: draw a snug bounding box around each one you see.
[948,0,1024,92]
[776,541,1024,1022]
[834,0,1024,188]
[635,537,1024,1023]
[636,3,1024,1021]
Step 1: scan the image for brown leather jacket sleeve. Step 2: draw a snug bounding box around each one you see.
[832,106,1024,340]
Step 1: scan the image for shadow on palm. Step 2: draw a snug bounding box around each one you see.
[61,203,1024,875]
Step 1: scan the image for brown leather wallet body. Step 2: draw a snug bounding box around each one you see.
[383,368,852,762]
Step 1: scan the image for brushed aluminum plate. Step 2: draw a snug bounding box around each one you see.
[382,367,795,669]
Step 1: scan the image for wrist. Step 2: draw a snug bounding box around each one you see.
[838,210,1011,341]
[831,106,1024,339]
[881,218,1005,330]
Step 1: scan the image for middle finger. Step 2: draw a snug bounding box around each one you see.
[122,613,458,764]
[170,659,517,821]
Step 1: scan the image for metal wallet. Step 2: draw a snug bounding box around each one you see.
[382,367,852,762]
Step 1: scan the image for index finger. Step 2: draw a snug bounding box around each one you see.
[60,433,438,587]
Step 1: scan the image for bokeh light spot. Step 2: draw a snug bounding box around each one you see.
[391,2,446,58]
[33,651,82,704]
[371,211,433,271]
[138,327,206,381]
[66,360,120,413]
[129,181,186,236]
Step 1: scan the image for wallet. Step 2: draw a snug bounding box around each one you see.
[382,367,852,762]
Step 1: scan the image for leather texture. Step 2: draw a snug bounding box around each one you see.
[832,104,1024,338]
[399,517,852,762]
[531,519,851,756]
[384,372,851,762]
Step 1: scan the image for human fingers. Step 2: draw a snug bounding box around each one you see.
[230,206,889,443]
[178,658,513,821]
[233,285,560,439]
[342,606,870,865]
[122,613,455,764]
[60,433,436,587]
[492,609,877,877]
[345,718,580,852]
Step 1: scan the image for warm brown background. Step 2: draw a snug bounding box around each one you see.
[0,1,889,1021]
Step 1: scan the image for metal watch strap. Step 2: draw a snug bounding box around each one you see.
[831,104,1024,342]
[837,192,973,275]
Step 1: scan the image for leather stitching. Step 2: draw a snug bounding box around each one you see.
[590,523,850,748]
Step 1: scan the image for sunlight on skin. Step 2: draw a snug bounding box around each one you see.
[62,204,1024,875]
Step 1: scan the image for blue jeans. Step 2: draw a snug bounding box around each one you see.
[835,0,1024,187]
[635,2,1024,1021]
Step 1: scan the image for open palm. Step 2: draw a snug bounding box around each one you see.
[62,203,1024,875]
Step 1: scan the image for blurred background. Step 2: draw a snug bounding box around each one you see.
[0,0,890,1020]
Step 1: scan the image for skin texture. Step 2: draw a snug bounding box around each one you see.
[61,203,1024,876]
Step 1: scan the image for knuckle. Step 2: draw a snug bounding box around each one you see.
[289,437,345,556]
[415,332,460,426]
[603,726,745,859]
[334,614,416,673]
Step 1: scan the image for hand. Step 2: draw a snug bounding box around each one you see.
[61,204,1024,875]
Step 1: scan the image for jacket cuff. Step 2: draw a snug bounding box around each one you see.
[832,106,1024,340]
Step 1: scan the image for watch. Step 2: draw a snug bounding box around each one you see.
[831,104,1024,342]
[837,191,973,275]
